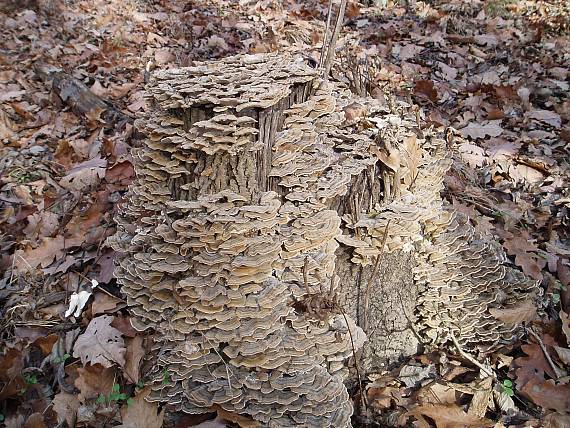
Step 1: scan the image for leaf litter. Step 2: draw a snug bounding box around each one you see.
[0,0,568,426]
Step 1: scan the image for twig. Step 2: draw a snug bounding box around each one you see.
[449,332,495,379]
[362,220,391,333]
[205,336,236,390]
[527,327,565,379]
[322,0,348,82]
[319,0,334,68]
[303,256,311,295]
[340,309,368,411]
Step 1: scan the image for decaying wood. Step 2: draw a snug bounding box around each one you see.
[34,64,131,127]
[108,53,538,427]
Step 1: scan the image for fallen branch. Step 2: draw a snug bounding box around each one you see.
[34,64,132,127]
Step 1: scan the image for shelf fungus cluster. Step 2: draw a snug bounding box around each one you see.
[109,53,538,426]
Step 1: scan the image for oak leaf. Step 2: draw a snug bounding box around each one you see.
[59,157,107,191]
[519,377,570,412]
[123,335,145,384]
[52,392,80,427]
[118,387,164,428]
[73,316,126,367]
[74,364,115,403]
[488,299,536,326]
[460,121,503,139]
[406,403,494,428]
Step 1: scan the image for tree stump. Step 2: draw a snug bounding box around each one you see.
[108,53,537,427]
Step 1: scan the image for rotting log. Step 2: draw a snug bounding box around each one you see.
[108,53,538,427]
[34,64,131,127]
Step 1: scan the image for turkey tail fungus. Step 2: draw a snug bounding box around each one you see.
[107,53,537,427]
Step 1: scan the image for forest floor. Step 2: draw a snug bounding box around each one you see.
[0,0,569,427]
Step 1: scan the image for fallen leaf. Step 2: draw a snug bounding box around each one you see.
[399,364,436,388]
[52,392,80,428]
[468,377,493,418]
[508,163,545,185]
[154,48,173,65]
[118,387,164,428]
[74,364,114,403]
[503,233,545,280]
[0,348,25,400]
[92,291,124,315]
[60,157,107,191]
[73,315,126,367]
[553,346,570,365]
[460,121,503,139]
[514,339,557,387]
[456,143,486,168]
[207,35,228,51]
[33,334,58,355]
[368,386,399,409]
[406,403,494,428]
[14,236,80,271]
[416,382,457,405]
[23,413,47,428]
[111,315,138,338]
[519,377,570,412]
[488,299,537,326]
[123,335,145,384]
[543,412,570,428]
[414,80,438,102]
[526,109,562,128]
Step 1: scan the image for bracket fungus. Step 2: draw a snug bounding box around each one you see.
[109,53,538,427]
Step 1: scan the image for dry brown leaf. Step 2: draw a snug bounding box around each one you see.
[23,413,47,428]
[402,134,421,186]
[414,79,438,102]
[14,236,80,271]
[456,143,486,168]
[406,403,494,428]
[488,299,537,326]
[543,412,570,428]
[526,109,562,128]
[60,156,107,191]
[460,121,503,139]
[123,335,145,384]
[74,364,114,403]
[519,377,570,412]
[508,163,545,185]
[0,348,24,400]
[154,48,173,65]
[417,382,458,406]
[52,392,80,427]
[73,315,126,367]
[92,291,124,315]
[553,346,570,365]
[368,386,399,410]
[13,184,34,205]
[515,340,556,387]
[118,387,164,428]
[468,377,493,418]
[503,234,545,280]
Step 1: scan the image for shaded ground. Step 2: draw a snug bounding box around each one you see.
[0,0,568,427]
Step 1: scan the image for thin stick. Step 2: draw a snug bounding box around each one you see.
[527,327,564,379]
[303,256,311,295]
[319,0,334,68]
[322,0,348,82]
[340,309,368,411]
[450,332,495,379]
[363,220,390,333]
